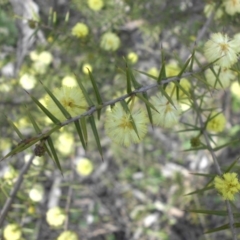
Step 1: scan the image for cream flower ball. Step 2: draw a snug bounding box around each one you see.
[100,32,121,51]
[46,207,66,227]
[105,104,148,146]
[76,158,94,176]
[204,32,240,68]
[3,223,22,240]
[151,94,181,128]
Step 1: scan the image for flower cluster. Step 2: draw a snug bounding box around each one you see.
[71,23,89,38]
[214,172,240,200]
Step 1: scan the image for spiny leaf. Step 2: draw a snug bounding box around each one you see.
[205,223,230,234]
[74,120,87,150]
[188,209,240,218]
[184,185,213,196]
[25,90,61,124]
[89,115,103,161]
[80,118,88,147]
[40,82,71,119]
[24,105,41,134]
[189,48,195,71]
[74,73,94,106]
[87,70,103,120]
[6,116,24,140]
[120,100,139,139]
[126,64,132,94]
[46,136,62,173]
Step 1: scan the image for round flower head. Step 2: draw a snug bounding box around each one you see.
[151,94,181,128]
[57,231,78,240]
[29,184,44,202]
[206,111,226,133]
[71,23,89,38]
[100,32,121,51]
[46,86,88,121]
[223,0,240,16]
[204,32,240,68]
[46,207,66,227]
[205,66,235,89]
[214,172,240,200]
[76,158,94,176]
[127,52,138,64]
[88,0,104,11]
[105,103,148,146]
[3,223,22,240]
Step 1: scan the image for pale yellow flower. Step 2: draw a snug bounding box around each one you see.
[76,158,94,176]
[205,66,235,89]
[29,184,44,202]
[151,94,181,128]
[206,111,226,133]
[223,0,240,15]
[88,0,104,11]
[46,207,66,227]
[204,32,240,68]
[214,172,240,200]
[127,52,138,64]
[82,63,93,74]
[45,86,88,121]
[230,81,240,98]
[3,223,22,240]
[57,231,79,240]
[71,23,89,38]
[100,32,121,51]
[105,104,148,146]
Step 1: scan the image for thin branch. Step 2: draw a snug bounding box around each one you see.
[0,155,35,227]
